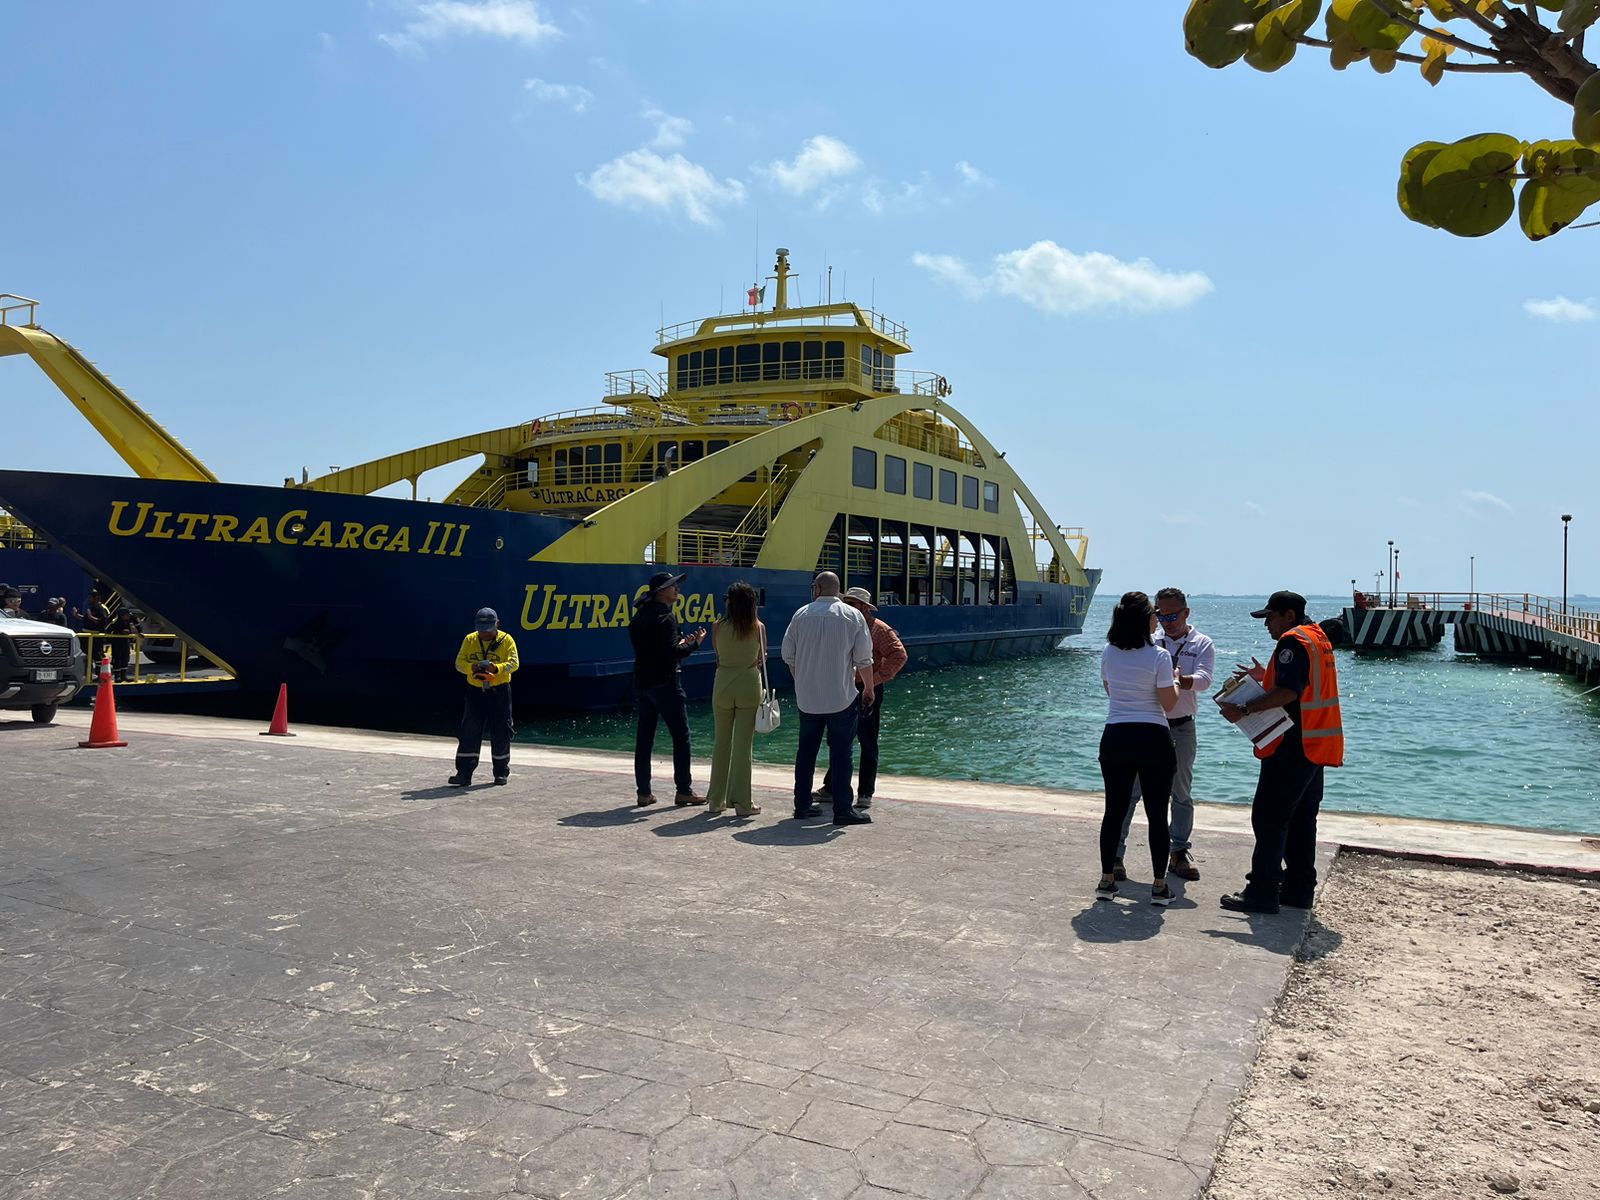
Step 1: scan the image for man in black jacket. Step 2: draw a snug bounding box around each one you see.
[629,571,707,807]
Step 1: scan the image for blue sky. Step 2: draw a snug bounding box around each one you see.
[2,1,1595,599]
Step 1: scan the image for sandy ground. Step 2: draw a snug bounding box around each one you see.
[1206,854,1600,1199]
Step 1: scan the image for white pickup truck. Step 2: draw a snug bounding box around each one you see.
[0,611,87,723]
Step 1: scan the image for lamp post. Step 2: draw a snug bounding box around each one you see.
[1387,540,1395,607]
[1394,548,1401,607]
[1562,514,1572,615]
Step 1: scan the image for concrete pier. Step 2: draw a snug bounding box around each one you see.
[1,712,1594,1199]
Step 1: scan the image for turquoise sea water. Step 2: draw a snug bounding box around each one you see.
[518,595,1600,835]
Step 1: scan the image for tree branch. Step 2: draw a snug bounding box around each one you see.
[1291,33,1523,68]
[1370,1,1503,57]
[1443,0,1512,40]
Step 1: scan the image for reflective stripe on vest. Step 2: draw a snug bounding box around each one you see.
[1256,623,1344,766]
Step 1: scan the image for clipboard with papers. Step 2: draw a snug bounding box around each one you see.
[1214,674,1295,750]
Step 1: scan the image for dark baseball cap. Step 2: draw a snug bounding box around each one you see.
[1250,590,1307,619]
[475,607,499,630]
[647,571,686,595]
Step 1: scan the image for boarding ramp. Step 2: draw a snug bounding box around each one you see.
[0,296,216,482]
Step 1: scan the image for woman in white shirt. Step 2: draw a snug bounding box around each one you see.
[1097,591,1180,905]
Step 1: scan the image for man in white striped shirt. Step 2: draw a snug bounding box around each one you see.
[782,572,875,826]
[1116,587,1215,882]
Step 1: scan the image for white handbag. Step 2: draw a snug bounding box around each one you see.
[755,633,781,734]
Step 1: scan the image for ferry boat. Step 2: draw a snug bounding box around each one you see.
[0,252,1100,714]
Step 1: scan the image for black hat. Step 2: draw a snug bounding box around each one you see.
[645,570,686,596]
[1250,590,1307,618]
[475,607,499,630]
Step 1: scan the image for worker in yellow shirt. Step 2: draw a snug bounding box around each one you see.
[449,607,520,786]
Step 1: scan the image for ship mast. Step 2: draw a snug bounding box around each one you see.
[771,248,794,312]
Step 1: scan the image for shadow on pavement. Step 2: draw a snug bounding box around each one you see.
[558,805,655,828]
[1202,909,1342,958]
[1069,901,1167,943]
[731,816,842,847]
[402,784,471,802]
[652,811,729,837]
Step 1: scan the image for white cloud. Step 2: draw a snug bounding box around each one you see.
[1243,501,1266,517]
[764,135,861,195]
[580,150,745,225]
[525,78,592,112]
[380,1,561,52]
[1523,296,1596,322]
[1461,489,1513,514]
[643,106,693,150]
[956,160,992,187]
[913,240,1213,317]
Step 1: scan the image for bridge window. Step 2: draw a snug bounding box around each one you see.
[554,448,568,485]
[983,481,1000,513]
[861,344,872,387]
[963,475,979,509]
[682,439,704,463]
[716,346,735,385]
[736,343,761,383]
[884,455,907,495]
[853,447,877,489]
[782,340,802,380]
[883,353,895,391]
[708,439,729,455]
[676,353,688,390]
[939,469,957,505]
[603,442,622,483]
[584,444,602,484]
[763,342,781,381]
[824,340,844,380]
[803,339,823,380]
[913,462,933,500]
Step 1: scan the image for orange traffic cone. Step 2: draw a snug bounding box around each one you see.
[260,683,296,736]
[79,649,129,749]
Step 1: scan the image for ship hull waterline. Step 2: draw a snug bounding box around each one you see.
[0,470,1101,716]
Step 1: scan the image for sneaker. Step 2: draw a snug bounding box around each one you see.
[1150,882,1174,907]
[1220,892,1280,915]
[832,812,872,826]
[855,795,873,809]
[636,792,658,807]
[674,792,707,807]
[1111,858,1128,883]
[1168,851,1200,882]
[447,774,472,787]
[1095,878,1118,902]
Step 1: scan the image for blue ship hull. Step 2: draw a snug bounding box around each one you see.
[0,470,1100,714]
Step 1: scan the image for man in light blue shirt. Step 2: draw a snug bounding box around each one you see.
[1116,587,1215,881]
[782,572,875,826]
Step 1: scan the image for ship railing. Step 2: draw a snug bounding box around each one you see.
[667,356,946,400]
[467,468,531,509]
[548,460,786,492]
[656,306,908,346]
[874,407,985,468]
[0,514,49,551]
[675,529,764,568]
[79,631,231,686]
[530,404,696,434]
[0,294,40,327]
[604,369,668,399]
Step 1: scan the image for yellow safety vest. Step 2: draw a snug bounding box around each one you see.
[455,631,519,688]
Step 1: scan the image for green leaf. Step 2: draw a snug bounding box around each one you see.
[1517,142,1600,239]
[1559,0,1600,35]
[1419,32,1452,87]
[1576,73,1600,145]
[1246,1,1322,71]
[1416,132,1524,236]
[1185,0,1271,69]
[1398,140,1447,227]
[1333,0,1417,52]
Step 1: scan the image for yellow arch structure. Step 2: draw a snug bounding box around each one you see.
[531,393,1089,587]
[297,423,537,498]
[0,322,217,483]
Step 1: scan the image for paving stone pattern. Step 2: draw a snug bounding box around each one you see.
[0,723,1324,1198]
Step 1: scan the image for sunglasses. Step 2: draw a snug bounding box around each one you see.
[1156,611,1186,623]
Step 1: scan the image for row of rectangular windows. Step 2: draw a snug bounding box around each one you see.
[675,341,895,389]
[852,447,999,512]
[552,438,733,485]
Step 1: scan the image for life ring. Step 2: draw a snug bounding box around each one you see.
[780,402,802,422]
[935,375,951,397]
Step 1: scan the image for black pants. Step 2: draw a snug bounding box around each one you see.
[456,684,513,780]
[821,685,885,799]
[1098,723,1176,876]
[1243,745,1324,904]
[635,679,693,796]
